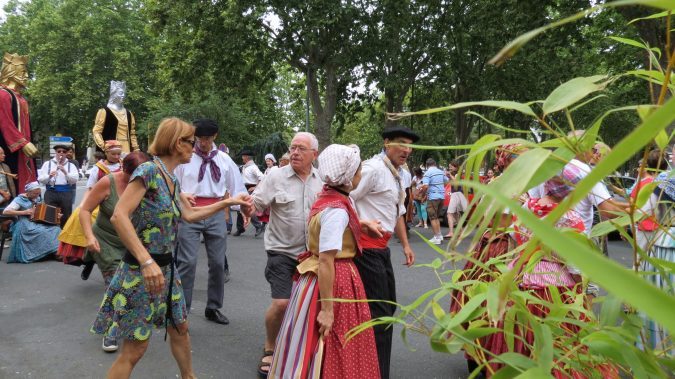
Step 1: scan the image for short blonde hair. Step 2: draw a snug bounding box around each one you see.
[148,117,194,156]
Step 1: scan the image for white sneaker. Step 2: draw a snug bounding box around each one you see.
[429,236,442,245]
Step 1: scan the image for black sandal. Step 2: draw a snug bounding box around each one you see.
[258,349,274,377]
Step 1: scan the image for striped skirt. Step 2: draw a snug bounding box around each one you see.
[637,243,674,355]
[268,259,380,379]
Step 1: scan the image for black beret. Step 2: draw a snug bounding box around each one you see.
[53,144,71,151]
[239,148,255,157]
[381,126,420,143]
[193,118,219,137]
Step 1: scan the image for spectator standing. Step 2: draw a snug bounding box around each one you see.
[234,149,264,237]
[411,167,428,228]
[421,158,448,244]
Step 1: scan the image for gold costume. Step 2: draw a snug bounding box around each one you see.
[92,108,138,153]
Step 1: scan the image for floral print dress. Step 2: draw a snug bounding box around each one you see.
[91,162,186,341]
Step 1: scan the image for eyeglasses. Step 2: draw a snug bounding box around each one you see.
[181,138,196,147]
[289,145,313,153]
[55,149,67,154]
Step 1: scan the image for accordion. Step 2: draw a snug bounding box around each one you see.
[31,203,61,225]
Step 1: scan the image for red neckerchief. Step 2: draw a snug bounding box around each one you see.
[308,185,362,254]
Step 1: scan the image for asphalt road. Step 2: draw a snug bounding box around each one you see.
[0,181,636,379]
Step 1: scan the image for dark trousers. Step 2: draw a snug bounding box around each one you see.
[354,247,396,379]
[235,210,261,233]
[44,190,74,228]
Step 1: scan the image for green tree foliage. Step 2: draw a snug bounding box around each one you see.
[0,0,156,157]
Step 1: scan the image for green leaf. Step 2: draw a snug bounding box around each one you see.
[655,130,669,149]
[387,100,536,120]
[627,10,670,24]
[635,182,657,209]
[494,352,537,370]
[608,36,662,57]
[599,296,623,327]
[542,75,611,114]
[514,367,554,379]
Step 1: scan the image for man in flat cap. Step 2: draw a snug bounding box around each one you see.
[350,125,419,379]
[174,119,247,325]
[233,148,264,237]
[37,143,79,227]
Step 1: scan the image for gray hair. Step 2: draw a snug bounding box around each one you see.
[293,132,319,150]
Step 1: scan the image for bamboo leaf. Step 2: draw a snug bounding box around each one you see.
[387,100,536,120]
[542,75,611,114]
[494,352,537,370]
[655,130,669,149]
[514,367,554,378]
[627,10,670,24]
[460,178,675,335]
[490,1,675,66]
[608,36,662,57]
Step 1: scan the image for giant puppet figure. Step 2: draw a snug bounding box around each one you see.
[0,52,38,192]
[92,81,139,153]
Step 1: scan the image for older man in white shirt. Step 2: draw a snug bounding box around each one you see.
[174,119,248,325]
[244,132,323,377]
[233,148,265,237]
[350,125,418,379]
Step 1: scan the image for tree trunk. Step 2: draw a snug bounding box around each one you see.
[384,88,405,128]
[306,64,339,150]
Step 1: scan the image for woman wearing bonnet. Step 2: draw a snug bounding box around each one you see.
[268,144,382,378]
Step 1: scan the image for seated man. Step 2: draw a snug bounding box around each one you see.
[3,181,60,263]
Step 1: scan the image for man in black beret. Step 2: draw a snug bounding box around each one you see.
[174,119,248,325]
[349,125,419,379]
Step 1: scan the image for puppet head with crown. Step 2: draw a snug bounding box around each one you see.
[0,53,29,91]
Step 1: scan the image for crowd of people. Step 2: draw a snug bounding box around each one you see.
[0,115,672,378]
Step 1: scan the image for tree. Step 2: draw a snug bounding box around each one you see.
[240,0,372,148]
[0,0,157,156]
[362,0,448,128]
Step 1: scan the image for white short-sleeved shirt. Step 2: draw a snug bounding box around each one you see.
[319,208,349,253]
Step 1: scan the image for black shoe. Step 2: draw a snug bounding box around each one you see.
[254,225,265,238]
[81,261,95,281]
[205,308,229,325]
[233,230,243,237]
[223,269,230,284]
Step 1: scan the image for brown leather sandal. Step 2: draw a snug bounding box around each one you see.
[258,349,274,377]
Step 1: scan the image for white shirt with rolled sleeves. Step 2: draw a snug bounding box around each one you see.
[251,165,323,259]
[242,160,264,185]
[37,158,79,186]
[350,154,406,234]
[174,148,247,198]
[570,158,613,235]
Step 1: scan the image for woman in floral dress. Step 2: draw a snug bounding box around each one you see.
[91,117,253,379]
